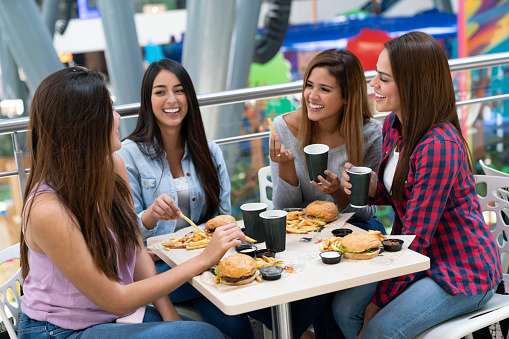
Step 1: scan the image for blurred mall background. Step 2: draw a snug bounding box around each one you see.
[0,0,507,255]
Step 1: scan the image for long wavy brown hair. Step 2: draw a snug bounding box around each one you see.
[387,32,472,200]
[298,49,372,166]
[128,59,220,223]
[21,67,140,280]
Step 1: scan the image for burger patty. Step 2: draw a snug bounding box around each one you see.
[221,273,255,283]
[345,247,380,254]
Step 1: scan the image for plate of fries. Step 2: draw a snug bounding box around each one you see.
[161,229,211,250]
[286,210,327,234]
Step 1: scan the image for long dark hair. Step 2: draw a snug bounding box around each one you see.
[298,49,372,166]
[128,59,220,222]
[21,67,140,280]
[387,32,472,199]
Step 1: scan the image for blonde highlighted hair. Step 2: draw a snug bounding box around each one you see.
[298,49,372,165]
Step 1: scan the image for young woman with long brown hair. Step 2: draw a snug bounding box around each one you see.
[117,59,253,338]
[270,49,384,230]
[334,31,501,339]
[17,67,243,338]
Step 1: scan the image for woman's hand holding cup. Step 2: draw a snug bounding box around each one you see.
[312,170,341,195]
[341,163,378,198]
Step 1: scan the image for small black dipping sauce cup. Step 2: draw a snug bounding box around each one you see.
[259,266,283,281]
[320,251,342,264]
[382,239,404,252]
[331,228,353,237]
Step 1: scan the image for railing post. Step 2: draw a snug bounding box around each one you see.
[12,132,27,198]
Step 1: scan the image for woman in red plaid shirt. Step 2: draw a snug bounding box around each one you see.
[332,31,502,339]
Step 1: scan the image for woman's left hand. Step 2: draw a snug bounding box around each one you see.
[358,302,380,338]
[312,170,341,195]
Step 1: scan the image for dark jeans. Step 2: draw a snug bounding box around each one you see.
[349,217,387,234]
[155,260,254,339]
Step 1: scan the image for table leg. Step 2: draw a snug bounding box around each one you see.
[271,303,293,339]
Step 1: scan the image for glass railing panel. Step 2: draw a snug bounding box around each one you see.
[453,64,509,102]
[0,133,16,173]
[466,98,509,174]
[197,94,301,141]
[0,175,22,249]
[218,137,270,220]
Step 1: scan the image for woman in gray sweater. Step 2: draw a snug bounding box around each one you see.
[270,49,383,229]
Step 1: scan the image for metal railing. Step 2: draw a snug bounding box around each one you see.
[0,51,508,192]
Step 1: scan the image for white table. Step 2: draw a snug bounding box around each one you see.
[148,218,429,339]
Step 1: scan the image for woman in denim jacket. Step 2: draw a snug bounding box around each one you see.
[118,59,252,339]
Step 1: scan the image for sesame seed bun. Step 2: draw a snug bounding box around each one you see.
[217,254,258,285]
[341,232,382,260]
[304,201,338,222]
[205,215,236,233]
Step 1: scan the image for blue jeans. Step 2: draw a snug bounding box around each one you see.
[155,260,254,339]
[332,277,496,339]
[17,306,224,339]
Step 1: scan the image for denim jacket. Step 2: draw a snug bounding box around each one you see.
[118,139,231,240]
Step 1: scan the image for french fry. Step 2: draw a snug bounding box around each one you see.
[321,237,343,252]
[162,227,212,250]
[179,212,205,235]
[285,210,328,234]
[244,234,257,243]
[186,239,210,250]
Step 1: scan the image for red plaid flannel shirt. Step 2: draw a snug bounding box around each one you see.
[371,113,502,308]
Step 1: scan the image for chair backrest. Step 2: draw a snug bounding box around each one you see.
[0,242,21,339]
[479,159,509,177]
[475,175,509,272]
[257,166,273,210]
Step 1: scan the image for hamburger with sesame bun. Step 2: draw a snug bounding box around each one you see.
[304,200,338,222]
[205,215,236,234]
[215,253,258,285]
[341,231,383,260]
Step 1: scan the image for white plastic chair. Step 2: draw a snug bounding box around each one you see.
[416,175,509,339]
[257,166,273,210]
[0,243,21,339]
[480,159,509,178]
[479,160,509,269]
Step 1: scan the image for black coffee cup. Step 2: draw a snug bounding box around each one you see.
[304,144,329,182]
[240,202,267,243]
[259,210,287,252]
[347,166,372,208]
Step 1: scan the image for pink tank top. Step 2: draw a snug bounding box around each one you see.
[21,183,137,330]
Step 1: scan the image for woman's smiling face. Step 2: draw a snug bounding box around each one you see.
[303,66,344,123]
[370,49,401,119]
[150,69,188,130]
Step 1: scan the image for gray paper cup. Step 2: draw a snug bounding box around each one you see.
[240,202,267,243]
[347,166,372,208]
[259,210,287,253]
[304,144,329,182]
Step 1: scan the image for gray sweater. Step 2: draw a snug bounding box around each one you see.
[270,114,383,221]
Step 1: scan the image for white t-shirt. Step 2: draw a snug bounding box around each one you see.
[383,148,399,193]
[174,176,191,231]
